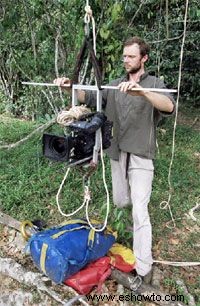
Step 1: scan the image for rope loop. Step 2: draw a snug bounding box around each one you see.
[55,132,110,232]
[84,5,93,24]
[160,200,168,210]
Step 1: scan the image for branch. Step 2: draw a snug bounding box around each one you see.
[165,0,169,39]
[11,54,59,114]
[128,0,147,29]
[22,0,37,65]
[0,118,56,150]
[175,279,196,306]
[0,53,14,100]
[0,257,88,306]
[54,28,65,108]
[150,34,183,44]
[41,89,59,115]
[0,211,21,231]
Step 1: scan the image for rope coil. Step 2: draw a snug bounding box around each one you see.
[56,105,91,126]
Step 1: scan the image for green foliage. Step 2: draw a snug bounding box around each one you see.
[0,0,199,117]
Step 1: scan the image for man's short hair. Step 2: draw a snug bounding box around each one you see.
[123,37,150,57]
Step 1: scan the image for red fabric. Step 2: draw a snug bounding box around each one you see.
[64,256,111,294]
[109,254,135,272]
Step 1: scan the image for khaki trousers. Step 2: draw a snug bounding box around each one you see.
[110,152,154,276]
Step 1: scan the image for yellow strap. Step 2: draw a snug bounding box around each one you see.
[51,225,96,249]
[40,243,48,274]
[59,219,117,238]
[86,219,117,238]
[59,219,89,227]
[88,229,95,247]
[51,225,87,239]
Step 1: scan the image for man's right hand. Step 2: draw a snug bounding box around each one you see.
[53,77,71,91]
[53,77,86,103]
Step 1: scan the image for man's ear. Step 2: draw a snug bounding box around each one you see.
[141,54,148,63]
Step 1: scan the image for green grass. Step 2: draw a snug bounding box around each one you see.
[0,111,200,303]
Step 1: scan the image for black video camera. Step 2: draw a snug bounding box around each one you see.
[42,112,112,164]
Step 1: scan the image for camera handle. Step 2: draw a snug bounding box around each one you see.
[72,84,102,165]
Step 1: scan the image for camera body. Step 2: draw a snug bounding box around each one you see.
[43,112,112,164]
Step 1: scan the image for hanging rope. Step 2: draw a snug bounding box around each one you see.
[55,133,110,232]
[85,133,110,232]
[84,1,96,55]
[160,0,189,228]
[71,1,101,88]
[55,1,109,231]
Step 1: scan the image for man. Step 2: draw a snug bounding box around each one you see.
[54,36,174,281]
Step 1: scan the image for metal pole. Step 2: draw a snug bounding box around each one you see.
[21,82,177,93]
[92,88,102,164]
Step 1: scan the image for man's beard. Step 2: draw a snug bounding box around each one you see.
[127,63,141,74]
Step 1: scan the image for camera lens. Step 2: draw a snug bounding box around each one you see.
[51,137,67,156]
[43,134,71,162]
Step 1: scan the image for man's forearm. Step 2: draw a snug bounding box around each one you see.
[118,80,174,113]
[142,91,174,113]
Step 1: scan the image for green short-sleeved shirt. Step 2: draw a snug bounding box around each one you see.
[85,72,175,160]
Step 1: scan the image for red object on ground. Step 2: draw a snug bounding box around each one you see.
[64,256,111,295]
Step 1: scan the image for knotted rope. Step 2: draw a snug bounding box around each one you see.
[84,1,97,57]
[56,105,91,126]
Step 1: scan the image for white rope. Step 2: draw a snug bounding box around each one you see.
[56,105,91,126]
[85,133,110,232]
[55,134,110,232]
[154,260,200,267]
[84,2,96,55]
[56,168,88,217]
[160,0,189,228]
[185,200,200,222]
[84,0,97,86]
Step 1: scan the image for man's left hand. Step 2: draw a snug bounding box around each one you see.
[118,81,144,96]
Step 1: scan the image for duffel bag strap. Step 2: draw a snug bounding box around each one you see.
[59,219,89,227]
[50,226,88,239]
[39,241,92,275]
[40,243,48,274]
[39,227,95,275]
[50,225,96,249]
[88,228,95,249]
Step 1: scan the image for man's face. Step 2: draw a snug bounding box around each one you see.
[123,43,147,74]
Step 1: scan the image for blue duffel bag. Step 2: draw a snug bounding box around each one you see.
[26,219,116,284]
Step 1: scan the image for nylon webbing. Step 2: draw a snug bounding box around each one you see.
[71,37,102,88]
